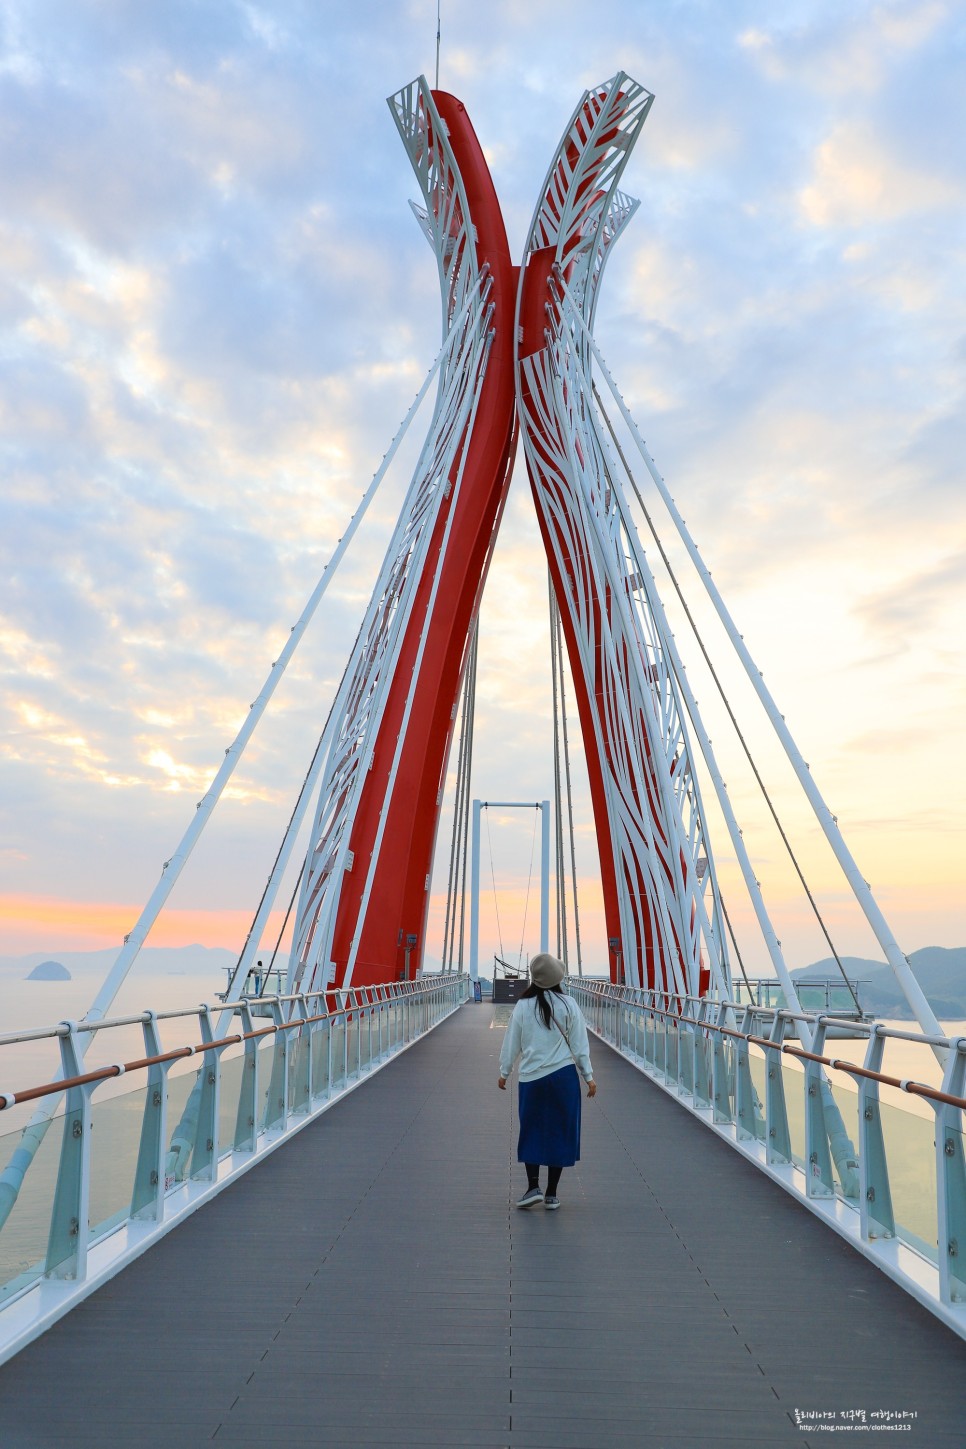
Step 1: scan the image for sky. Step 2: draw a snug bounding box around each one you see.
[0,0,964,997]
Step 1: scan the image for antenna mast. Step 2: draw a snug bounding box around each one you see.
[435,1,441,88]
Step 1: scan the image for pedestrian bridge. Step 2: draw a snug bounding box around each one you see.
[0,985,964,1447]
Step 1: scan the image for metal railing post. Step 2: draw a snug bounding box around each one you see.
[937,1038,966,1305]
[857,1027,895,1241]
[45,1024,92,1282]
[805,1021,835,1199]
[712,1005,732,1125]
[644,995,656,1069]
[233,1002,258,1151]
[735,1008,757,1143]
[693,1002,712,1110]
[263,999,288,1133]
[131,1011,168,1221]
[679,999,694,1099]
[291,997,311,1114]
[765,1015,792,1167]
[190,1008,220,1182]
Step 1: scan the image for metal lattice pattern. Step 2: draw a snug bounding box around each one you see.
[518,75,728,996]
[291,80,494,993]
[528,74,653,267]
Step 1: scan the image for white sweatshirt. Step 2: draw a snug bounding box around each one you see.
[499,992,594,1084]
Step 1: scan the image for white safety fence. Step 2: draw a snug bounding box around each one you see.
[0,974,467,1366]
[569,979,966,1342]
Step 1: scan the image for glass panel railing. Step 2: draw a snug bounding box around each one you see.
[644,1011,657,1069]
[826,1077,861,1202]
[344,1018,359,1078]
[218,1047,246,1156]
[258,1036,280,1131]
[0,978,462,1317]
[881,1097,937,1262]
[631,1008,644,1059]
[359,1013,372,1073]
[781,1055,807,1168]
[330,1020,347,1091]
[947,1122,966,1300]
[287,1030,309,1114]
[0,1111,63,1302]
[678,1028,694,1097]
[165,1063,204,1184]
[747,1044,767,1143]
[653,1014,666,1077]
[693,1031,712,1108]
[89,1080,150,1239]
[714,1037,735,1125]
[310,1021,330,1100]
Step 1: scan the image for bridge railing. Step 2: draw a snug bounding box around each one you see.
[0,973,467,1364]
[569,978,966,1341]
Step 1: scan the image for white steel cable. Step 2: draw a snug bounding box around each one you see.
[554,589,583,975]
[0,294,482,1226]
[549,578,568,962]
[563,283,945,1060]
[441,623,476,972]
[455,624,479,972]
[592,381,863,1017]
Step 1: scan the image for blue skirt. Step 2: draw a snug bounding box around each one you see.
[517,1064,581,1166]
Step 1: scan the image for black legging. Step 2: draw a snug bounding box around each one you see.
[526,1163,562,1194]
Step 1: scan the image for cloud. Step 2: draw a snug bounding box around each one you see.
[1,0,963,973]
[799,121,959,227]
[737,0,951,97]
[853,552,966,643]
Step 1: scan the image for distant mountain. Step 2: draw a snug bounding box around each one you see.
[26,959,71,981]
[792,946,966,1020]
[0,944,237,979]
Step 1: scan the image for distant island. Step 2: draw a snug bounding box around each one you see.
[26,959,72,981]
[6,945,963,1020]
[792,946,966,1020]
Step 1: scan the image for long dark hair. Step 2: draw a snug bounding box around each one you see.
[522,982,563,1029]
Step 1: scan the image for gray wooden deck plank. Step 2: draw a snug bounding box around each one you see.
[0,1002,963,1449]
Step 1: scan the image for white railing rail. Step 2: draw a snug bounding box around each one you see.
[0,974,468,1366]
[569,979,966,1341]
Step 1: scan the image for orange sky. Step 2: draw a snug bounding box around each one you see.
[0,895,283,957]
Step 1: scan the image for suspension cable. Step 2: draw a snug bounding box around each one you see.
[549,576,568,963]
[554,587,583,975]
[442,619,478,972]
[223,639,356,1003]
[440,675,465,971]
[455,623,478,972]
[716,889,756,1001]
[263,857,306,993]
[592,382,862,1014]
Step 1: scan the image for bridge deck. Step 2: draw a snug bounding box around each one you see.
[1,1003,963,1448]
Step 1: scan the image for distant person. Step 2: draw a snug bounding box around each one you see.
[498,952,595,1210]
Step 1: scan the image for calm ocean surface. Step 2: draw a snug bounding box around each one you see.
[2,962,961,1119]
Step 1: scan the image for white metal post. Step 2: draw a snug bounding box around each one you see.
[469,799,482,984]
[540,799,550,954]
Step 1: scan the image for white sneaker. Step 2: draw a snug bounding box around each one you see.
[543,1194,561,1210]
[516,1186,544,1209]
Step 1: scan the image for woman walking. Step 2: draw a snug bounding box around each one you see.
[498,953,596,1210]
